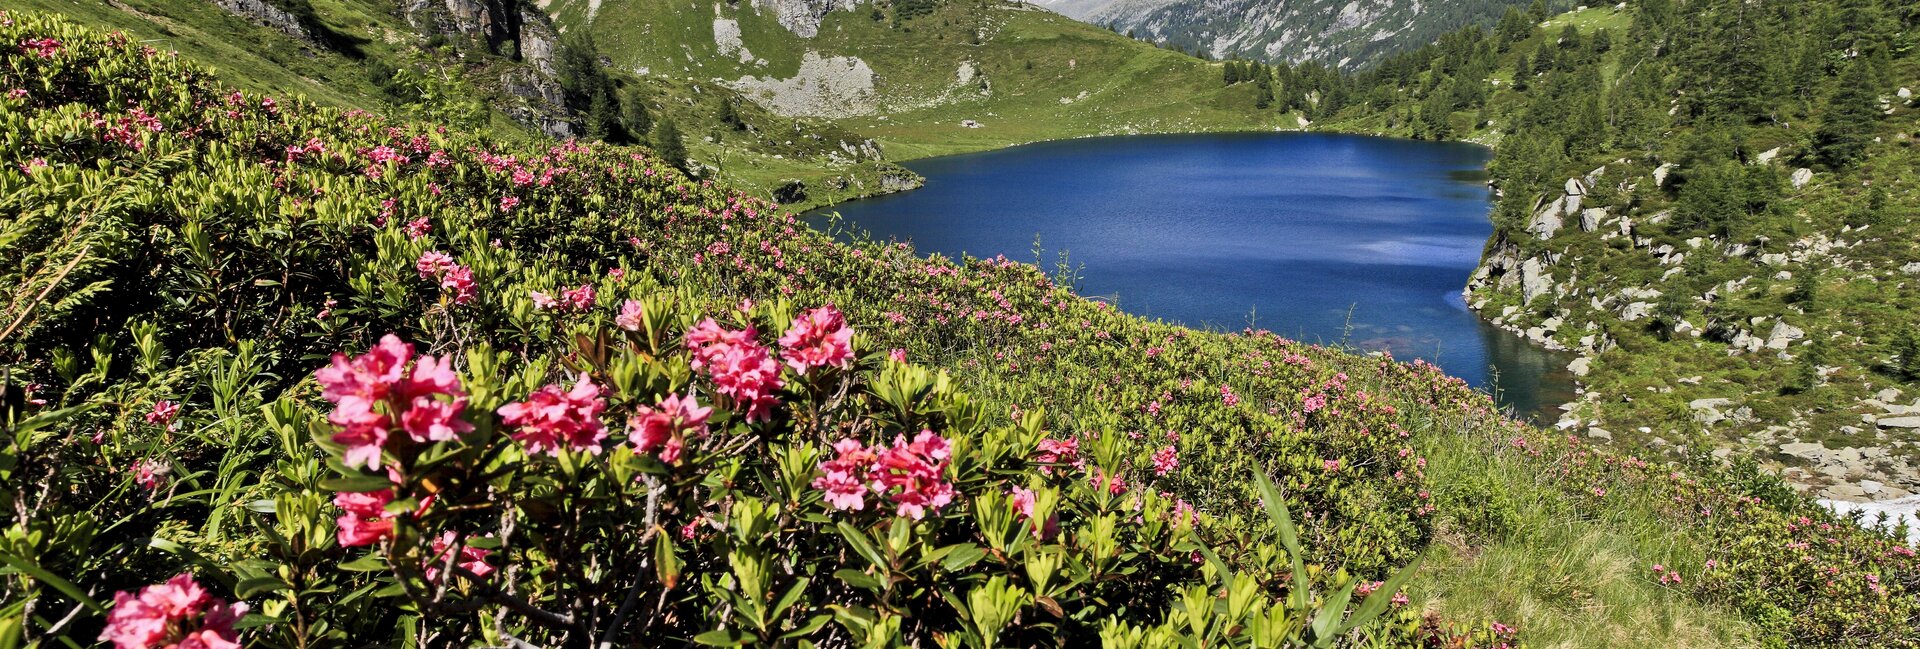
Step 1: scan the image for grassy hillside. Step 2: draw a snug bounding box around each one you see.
[552,0,1291,161]
[3,12,1916,648]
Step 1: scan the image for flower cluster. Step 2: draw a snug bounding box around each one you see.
[497,378,608,456]
[628,392,711,464]
[530,285,595,312]
[777,305,854,374]
[334,489,397,547]
[686,319,784,421]
[813,431,957,519]
[145,400,179,429]
[1151,445,1179,477]
[1033,436,1080,475]
[415,251,476,305]
[18,37,59,58]
[314,335,473,469]
[99,574,247,649]
[616,299,645,331]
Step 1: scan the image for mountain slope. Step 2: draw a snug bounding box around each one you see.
[547,0,1289,159]
[3,8,1916,649]
[1049,0,1551,69]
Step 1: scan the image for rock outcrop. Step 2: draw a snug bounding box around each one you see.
[748,0,860,38]
[210,0,314,44]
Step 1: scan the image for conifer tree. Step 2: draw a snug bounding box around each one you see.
[621,87,653,139]
[654,118,688,170]
[1813,58,1880,169]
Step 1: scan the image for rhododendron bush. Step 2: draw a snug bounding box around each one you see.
[0,13,1914,649]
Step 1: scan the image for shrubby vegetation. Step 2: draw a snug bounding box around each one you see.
[1,11,1915,648]
[1224,0,1920,482]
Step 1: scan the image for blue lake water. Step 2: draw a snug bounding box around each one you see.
[807,132,1574,421]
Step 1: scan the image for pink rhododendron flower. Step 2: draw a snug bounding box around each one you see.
[314,336,470,469]
[145,400,180,428]
[400,397,473,443]
[888,348,907,363]
[440,265,476,304]
[1009,486,1037,519]
[561,284,596,311]
[777,305,855,374]
[872,431,956,519]
[685,319,784,421]
[498,378,608,456]
[1034,436,1081,475]
[498,196,519,212]
[616,299,645,331]
[1090,467,1127,495]
[333,489,397,547]
[629,392,711,464]
[530,290,558,310]
[813,438,878,511]
[1151,445,1179,477]
[19,38,60,58]
[99,573,247,649]
[424,531,494,583]
[416,251,454,279]
[133,458,169,491]
[404,217,431,240]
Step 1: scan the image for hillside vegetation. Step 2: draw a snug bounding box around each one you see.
[1218,0,1920,509]
[2,10,1918,649]
[551,0,1290,162]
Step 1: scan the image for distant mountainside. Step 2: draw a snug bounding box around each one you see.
[543,0,1285,162]
[1047,0,1555,69]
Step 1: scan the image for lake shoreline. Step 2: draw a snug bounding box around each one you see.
[801,131,1577,421]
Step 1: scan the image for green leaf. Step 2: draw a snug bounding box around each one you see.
[655,531,683,589]
[835,522,888,571]
[339,553,387,572]
[779,614,833,640]
[833,569,882,591]
[0,552,102,612]
[1252,469,1306,579]
[692,627,748,646]
[936,543,988,572]
[319,474,395,493]
[236,576,291,598]
[770,577,811,619]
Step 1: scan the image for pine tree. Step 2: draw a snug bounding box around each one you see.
[620,87,653,139]
[1496,7,1532,51]
[654,118,688,170]
[1512,52,1532,91]
[1894,326,1920,382]
[1814,58,1880,169]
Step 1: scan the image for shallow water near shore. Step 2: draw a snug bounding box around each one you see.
[807,132,1577,421]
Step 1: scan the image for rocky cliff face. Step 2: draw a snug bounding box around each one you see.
[406,0,576,137]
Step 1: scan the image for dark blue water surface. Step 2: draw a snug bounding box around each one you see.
[807,132,1574,420]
